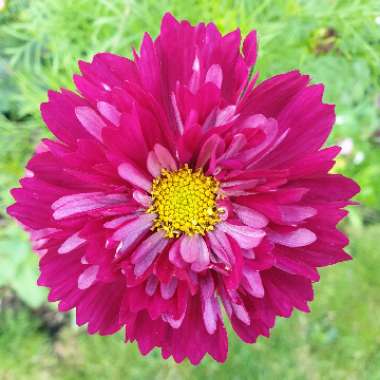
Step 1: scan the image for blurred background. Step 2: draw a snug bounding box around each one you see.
[0,0,379,379]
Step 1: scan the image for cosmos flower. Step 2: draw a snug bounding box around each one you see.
[8,13,359,364]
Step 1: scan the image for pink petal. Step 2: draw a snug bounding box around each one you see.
[104,215,135,229]
[221,133,247,159]
[171,93,184,135]
[147,151,162,177]
[154,144,177,171]
[132,231,168,276]
[207,229,234,265]
[133,190,151,207]
[118,162,152,191]
[203,298,218,334]
[168,240,187,268]
[222,179,259,190]
[215,105,237,127]
[112,214,155,255]
[205,64,223,89]
[218,223,265,249]
[52,192,129,220]
[200,276,218,334]
[196,134,224,169]
[232,301,250,325]
[75,106,106,141]
[78,265,99,290]
[113,213,155,240]
[279,205,317,224]
[189,56,201,93]
[163,310,186,329]
[233,204,268,228]
[58,232,86,254]
[180,234,201,263]
[269,228,317,247]
[191,236,210,272]
[145,276,159,296]
[160,278,178,300]
[97,101,121,126]
[242,267,264,298]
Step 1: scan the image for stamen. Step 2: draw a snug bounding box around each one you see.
[147,165,220,238]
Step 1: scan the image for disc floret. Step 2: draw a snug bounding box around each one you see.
[147,165,220,238]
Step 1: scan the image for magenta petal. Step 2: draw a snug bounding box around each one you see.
[230,292,250,325]
[239,70,310,118]
[7,12,360,366]
[40,90,89,146]
[242,30,257,67]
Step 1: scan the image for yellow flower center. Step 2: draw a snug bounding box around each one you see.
[147,165,221,238]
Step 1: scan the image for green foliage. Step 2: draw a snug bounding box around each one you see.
[0,224,47,308]
[0,303,55,379]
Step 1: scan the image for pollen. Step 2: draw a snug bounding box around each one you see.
[146,165,221,238]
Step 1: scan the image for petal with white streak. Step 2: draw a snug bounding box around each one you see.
[58,232,86,254]
[233,204,269,228]
[180,234,201,263]
[132,231,168,276]
[75,106,106,141]
[118,162,151,191]
[78,265,99,290]
[242,267,264,298]
[154,144,177,171]
[269,228,316,247]
[218,223,265,249]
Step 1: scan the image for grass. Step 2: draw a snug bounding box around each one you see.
[0,0,380,379]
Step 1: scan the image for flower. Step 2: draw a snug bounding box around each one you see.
[8,13,359,365]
